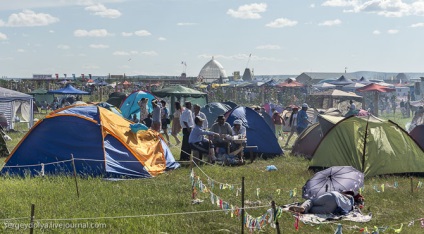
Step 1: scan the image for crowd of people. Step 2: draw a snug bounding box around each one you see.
[134,99,247,164]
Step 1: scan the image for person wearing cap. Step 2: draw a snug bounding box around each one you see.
[151,99,161,132]
[192,104,208,130]
[231,119,246,137]
[180,101,194,161]
[189,116,220,163]
[210,115,233,149]
[296,103,311,134]
[285,107,299,147]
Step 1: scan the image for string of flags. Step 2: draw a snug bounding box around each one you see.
[191,164,424,232]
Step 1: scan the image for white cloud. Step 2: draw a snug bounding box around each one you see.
[177,22,198,26]
[227,3,267,19]
[113,50,139,56]
[372,30,381,35]
[74,29,110,37]
[197,53,282,62]
[256,44,281,50]
[410,22,424,27]
[310,4,316,8]
[1,10,59,27]
[266,18,298,28]
[82,64,100,69]
[17,49,25,53]
[323,0,424,18]
[84,3,121,19]
[158,37,166,41]
[318,19,342,26]
[122,32,133,37]
[0,33,7,40]
[322,0,359,7]
[49,30,54,33]
[134,30,151,37]
[90,44,109,49]
[387,29,399,34]
[141,51,158,56]
[57,44,70,50]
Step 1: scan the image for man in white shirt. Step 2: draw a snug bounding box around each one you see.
[192,104,208,129]
[180,101,194,161]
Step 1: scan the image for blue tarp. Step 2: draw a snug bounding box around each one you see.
[48,84,90,95]
[225,106,283,155]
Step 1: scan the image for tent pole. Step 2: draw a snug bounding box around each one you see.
[361,115,371,173]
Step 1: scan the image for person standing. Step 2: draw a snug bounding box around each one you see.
[297,103,311,134]
[285,107,298,147]
[160,100,170,144]
[151,99,161,132]
[192,104,208,129]
[171,101,182,145]
[272,110,285,139]
[180,101,194,161]
[138,98,149,122]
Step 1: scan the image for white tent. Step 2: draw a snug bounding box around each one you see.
[0,87,34,130]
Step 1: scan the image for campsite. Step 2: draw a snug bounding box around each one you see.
[1,90,423,233]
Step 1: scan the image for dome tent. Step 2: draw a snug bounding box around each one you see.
[310,115,424,178]
[1,105,179,178]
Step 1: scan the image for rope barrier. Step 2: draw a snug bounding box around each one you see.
[34,206,270,222]
[192,160,239,187]
[0,217,30,221]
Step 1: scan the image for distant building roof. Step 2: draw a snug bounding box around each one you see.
[198,57,227,83]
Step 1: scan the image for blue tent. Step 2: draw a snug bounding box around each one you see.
[200,102,233,127]
[225,106,283,155]
[120,91,156,120]
[48,84,90,95]
[0,105,179,178]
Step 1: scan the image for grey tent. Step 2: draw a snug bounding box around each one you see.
[0,87,34,130]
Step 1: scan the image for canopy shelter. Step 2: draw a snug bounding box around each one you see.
[342,82,366,93]
[312,82,336,89]
[356,83,395,117]
[276,79,305,88]
[0,87,34,130]
[152,85,207,114]
[328,75,354,86]
[48,84,90,95]
[358,77,372,84]
[306,89,363,109]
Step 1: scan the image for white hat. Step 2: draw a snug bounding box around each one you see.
[302,103,309,108]
[233,119,242,125]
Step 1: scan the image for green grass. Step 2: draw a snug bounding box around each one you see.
[0,113,423,233]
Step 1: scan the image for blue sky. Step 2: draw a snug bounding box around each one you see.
[1,0,424,78]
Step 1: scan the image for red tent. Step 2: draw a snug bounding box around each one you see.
[277,80,304,87]
[356,83,395,93]
[356,83,395,116]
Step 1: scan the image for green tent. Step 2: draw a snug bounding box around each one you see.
[310,115,424,177]
[28,89,54,106]
[152,85,208,114]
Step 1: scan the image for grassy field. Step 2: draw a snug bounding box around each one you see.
[0,112,423,233]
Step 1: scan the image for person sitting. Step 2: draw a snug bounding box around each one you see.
[289,191,364,215]
[189,116,220,163]
[209,115,233,150]
[230,119,247,162]
[231,119,246,137]
[142,113,153,128]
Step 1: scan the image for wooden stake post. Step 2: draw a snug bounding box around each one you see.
[71,154,80,198]
[271,201,281,234]
[29,204,35,234]
[241,177,245,234]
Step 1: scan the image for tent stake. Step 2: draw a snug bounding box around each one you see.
[410,177,413,193]
[271,201,281,234]
[29,204,35,234]
[241,176,245,234]
[71,154,80,198]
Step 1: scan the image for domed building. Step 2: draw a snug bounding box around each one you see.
[198,57,228,83]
